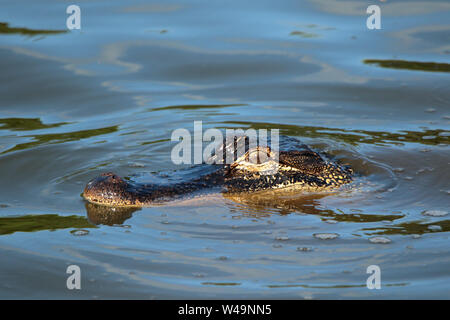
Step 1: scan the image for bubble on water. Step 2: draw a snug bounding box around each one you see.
[128,162,146,168]
[369,236,391,244]
[422,210,448,217]
[412,234,422,239]
[342,270,351,274]
[193,272,206,278]
[313,233,339,240]
[403,176,414,180]
[71,229,89,236]
[325,220,338,224]
[428,225,442,231]
[275,236,289,241]
[425,108,436,113]
[417,167,434,174]
[393,168,405,173]
[297,247,313,252]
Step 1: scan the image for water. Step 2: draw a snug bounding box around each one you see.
[0,0,449,299]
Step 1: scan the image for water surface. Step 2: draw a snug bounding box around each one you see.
[0,0,449,299]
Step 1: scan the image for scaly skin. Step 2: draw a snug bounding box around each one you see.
[83,143,352,207]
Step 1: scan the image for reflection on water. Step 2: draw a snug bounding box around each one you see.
[149,103,246,112]
[0,214,95,235]
[225,191,332,216]
[364,59,450,73]
[225,190,405,223]
[0,118,68,131]
[0,22,66,37]
[202,282,241,286]
[221,121,450,146]
[0,0,449,299]
[1,125,118,154]
[267,282,408,289]
[362,219,450,236]
[85,202,139,225]
[289,31,319,38]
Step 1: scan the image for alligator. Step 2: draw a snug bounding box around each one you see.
[83,137,353,207]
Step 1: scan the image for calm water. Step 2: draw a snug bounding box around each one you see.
[0,0,449,299]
